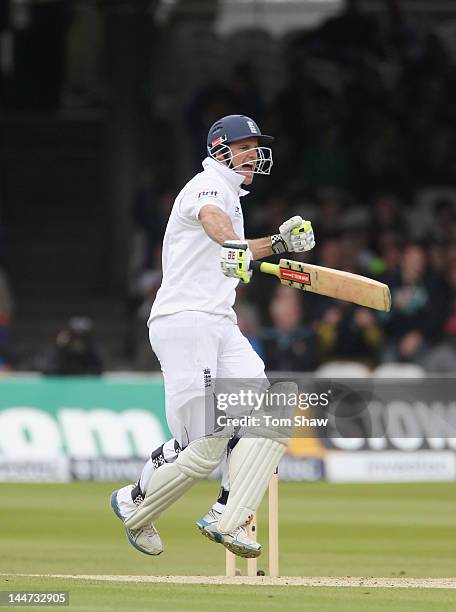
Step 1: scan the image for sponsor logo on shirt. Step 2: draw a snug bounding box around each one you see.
[199,190,219,198]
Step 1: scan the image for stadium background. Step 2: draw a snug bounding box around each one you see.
[0,4,455,607]
[0,0,455,479]
[1,0,456,375]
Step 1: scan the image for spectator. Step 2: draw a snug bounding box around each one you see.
[0,267,14,369]
[374,230,402,276]
[317,235,343,268]
[381,243,448,363]
[315,304,383,366]
[39,317,103,375]
[425,314,456,374]
[262,285,317,372]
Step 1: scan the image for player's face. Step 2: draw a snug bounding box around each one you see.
[229,138,259,185]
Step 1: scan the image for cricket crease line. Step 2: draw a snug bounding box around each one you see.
[1,574,455,589]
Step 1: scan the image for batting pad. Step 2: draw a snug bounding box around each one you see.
[217,437,287,533]
[125,436,228,529]
[217,381,296,533]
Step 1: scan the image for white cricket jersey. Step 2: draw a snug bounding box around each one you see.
[148,157,249,325]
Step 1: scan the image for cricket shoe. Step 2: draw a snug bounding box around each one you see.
[196,510,261,558]
[110,487,163,556]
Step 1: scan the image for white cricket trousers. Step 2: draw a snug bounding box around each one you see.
[149,311,267,448]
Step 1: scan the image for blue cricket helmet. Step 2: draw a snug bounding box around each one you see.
[207,115,274,150]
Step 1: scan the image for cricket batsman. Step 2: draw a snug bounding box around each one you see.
[110,115,315,559]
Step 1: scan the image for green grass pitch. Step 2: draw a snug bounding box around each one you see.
[1,481,455,610]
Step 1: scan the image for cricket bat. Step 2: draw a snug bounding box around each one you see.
[250,259,391,312]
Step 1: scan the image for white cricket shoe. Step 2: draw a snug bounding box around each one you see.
[110,487,163,556]
[196,510,262,558]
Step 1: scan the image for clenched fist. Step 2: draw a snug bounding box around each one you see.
[271,216,315,254]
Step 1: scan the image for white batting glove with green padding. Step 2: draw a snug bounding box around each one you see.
[220,240,252,283]
[271,216,315,254]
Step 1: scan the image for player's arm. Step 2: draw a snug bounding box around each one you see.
[199,205,239,244]
[199,205,254,283]
[200,207,315,258]
[200,205,316,284]
[199,204,272,259]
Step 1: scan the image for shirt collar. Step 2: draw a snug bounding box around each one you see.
[202,157,250,197]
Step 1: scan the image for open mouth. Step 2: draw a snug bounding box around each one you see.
[240,163,255,172]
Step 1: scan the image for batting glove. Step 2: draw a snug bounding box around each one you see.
[220,240,252,283]
[271,216,315,254]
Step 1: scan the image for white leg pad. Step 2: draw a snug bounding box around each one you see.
[125,436,227,529]
[218,381,297,533]
[218,437,288,533]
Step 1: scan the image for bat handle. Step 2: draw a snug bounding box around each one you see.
[249,260,262,272]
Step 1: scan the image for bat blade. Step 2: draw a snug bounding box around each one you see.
[277,259,391,312]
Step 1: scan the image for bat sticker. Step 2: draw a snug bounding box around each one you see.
[279,267,311,285]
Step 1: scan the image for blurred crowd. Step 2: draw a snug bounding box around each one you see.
[2,0,456,374]
[128,187,456,373]
[126,0,456,373]
[0,222,14,372]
